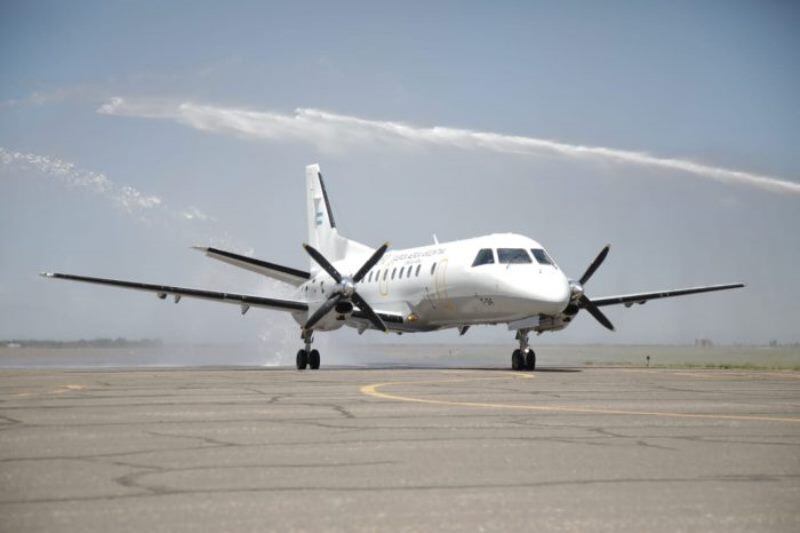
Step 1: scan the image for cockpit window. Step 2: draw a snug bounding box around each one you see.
[471,248,495,267]
[531,248,555,266]
[497,248,532,264]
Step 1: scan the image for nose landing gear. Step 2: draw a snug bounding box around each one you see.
[296,330,321,370]
[511,329,536,371]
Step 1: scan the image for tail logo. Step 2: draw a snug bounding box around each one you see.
[314,198,324,226]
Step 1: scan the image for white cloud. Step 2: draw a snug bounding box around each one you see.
[0,86,103,109]
[0,147,214,222]
[98,97,800,196]
[180,206,216,222]
[0,147,162,214]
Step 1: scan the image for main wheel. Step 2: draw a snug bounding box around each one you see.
[296,349,308,370]
[525,349,536,370]
[511,349,524,370]
[309,349,320,369]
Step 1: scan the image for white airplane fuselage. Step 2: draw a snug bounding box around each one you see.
[295,233,571,333]
[41,163,744,371]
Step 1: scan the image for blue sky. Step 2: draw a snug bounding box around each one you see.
[1,1,798,349]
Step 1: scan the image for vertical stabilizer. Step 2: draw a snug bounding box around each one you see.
[305,165,373,271]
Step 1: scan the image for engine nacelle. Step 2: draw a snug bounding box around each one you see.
[334,301,354,314]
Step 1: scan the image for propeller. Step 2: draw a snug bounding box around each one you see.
[568,245,615,331]
[578,294,615,331]
[302,242,389,332]
[579,245,609,285]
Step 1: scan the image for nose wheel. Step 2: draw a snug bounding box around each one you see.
[511,329,536,371]
[296,330,321,370]
[525,349,536,370]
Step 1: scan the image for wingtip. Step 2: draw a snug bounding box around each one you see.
[190,245,209,252]
[40,272,54,278]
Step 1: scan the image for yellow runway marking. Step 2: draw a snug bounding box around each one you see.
[51,384,87,394]
[360,373,800,424]
[14,384,87,397]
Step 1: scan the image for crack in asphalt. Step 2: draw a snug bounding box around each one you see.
[2,473,797,506]
[1,366,798,523]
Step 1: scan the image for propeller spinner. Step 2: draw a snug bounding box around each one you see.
[568,245,615,331]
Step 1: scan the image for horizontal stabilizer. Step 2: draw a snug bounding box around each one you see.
[193,247,310,286]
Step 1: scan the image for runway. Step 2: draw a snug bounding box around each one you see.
[1,366,799,532]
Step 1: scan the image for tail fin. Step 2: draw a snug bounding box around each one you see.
[305,164,373,271]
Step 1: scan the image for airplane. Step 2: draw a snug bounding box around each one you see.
[42,164,745,371]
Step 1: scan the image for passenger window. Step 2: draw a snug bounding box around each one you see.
[531,249,554,266]
[382,270,387,281]
[497,248,532,264]
[367,271,373,282]
[471,248,495,267]
[399,266,405,278]
[431,262,437,275]
[391,268,396,280]
[415,264,421,277]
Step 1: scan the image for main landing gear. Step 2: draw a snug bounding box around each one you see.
[511,329,536,371]
[296,329,320,370]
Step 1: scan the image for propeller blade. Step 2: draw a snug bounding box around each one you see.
[303,243,342,283]
[579,295,615,331]
[304,295,341,330]
[579,245,610,286]
[352,242,390,283]
[351,292,387,332]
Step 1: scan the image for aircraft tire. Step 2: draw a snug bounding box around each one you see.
[525,349,536,370]
[309,349,320,369]
[296,349,308,370]
[511,349,524,371]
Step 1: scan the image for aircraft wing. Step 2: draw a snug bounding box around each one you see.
[193,246,310,286]
[351,309,405,328]
[591,283,745,308]
[40,272,308,314]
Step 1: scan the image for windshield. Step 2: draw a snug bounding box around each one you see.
[531,248,555,266]
[472,248,495,267]
[497,248,532,264]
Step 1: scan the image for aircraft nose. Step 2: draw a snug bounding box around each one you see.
[540,274,570,303]
[530,271,571,313]
[498,267,571,313]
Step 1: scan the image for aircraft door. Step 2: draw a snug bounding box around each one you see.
[379,264,390,297]
[433,258,449,304]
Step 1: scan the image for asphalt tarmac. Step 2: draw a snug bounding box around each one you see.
[1,366,799,532]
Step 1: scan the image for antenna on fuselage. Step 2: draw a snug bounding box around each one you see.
[433,234,439,244]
